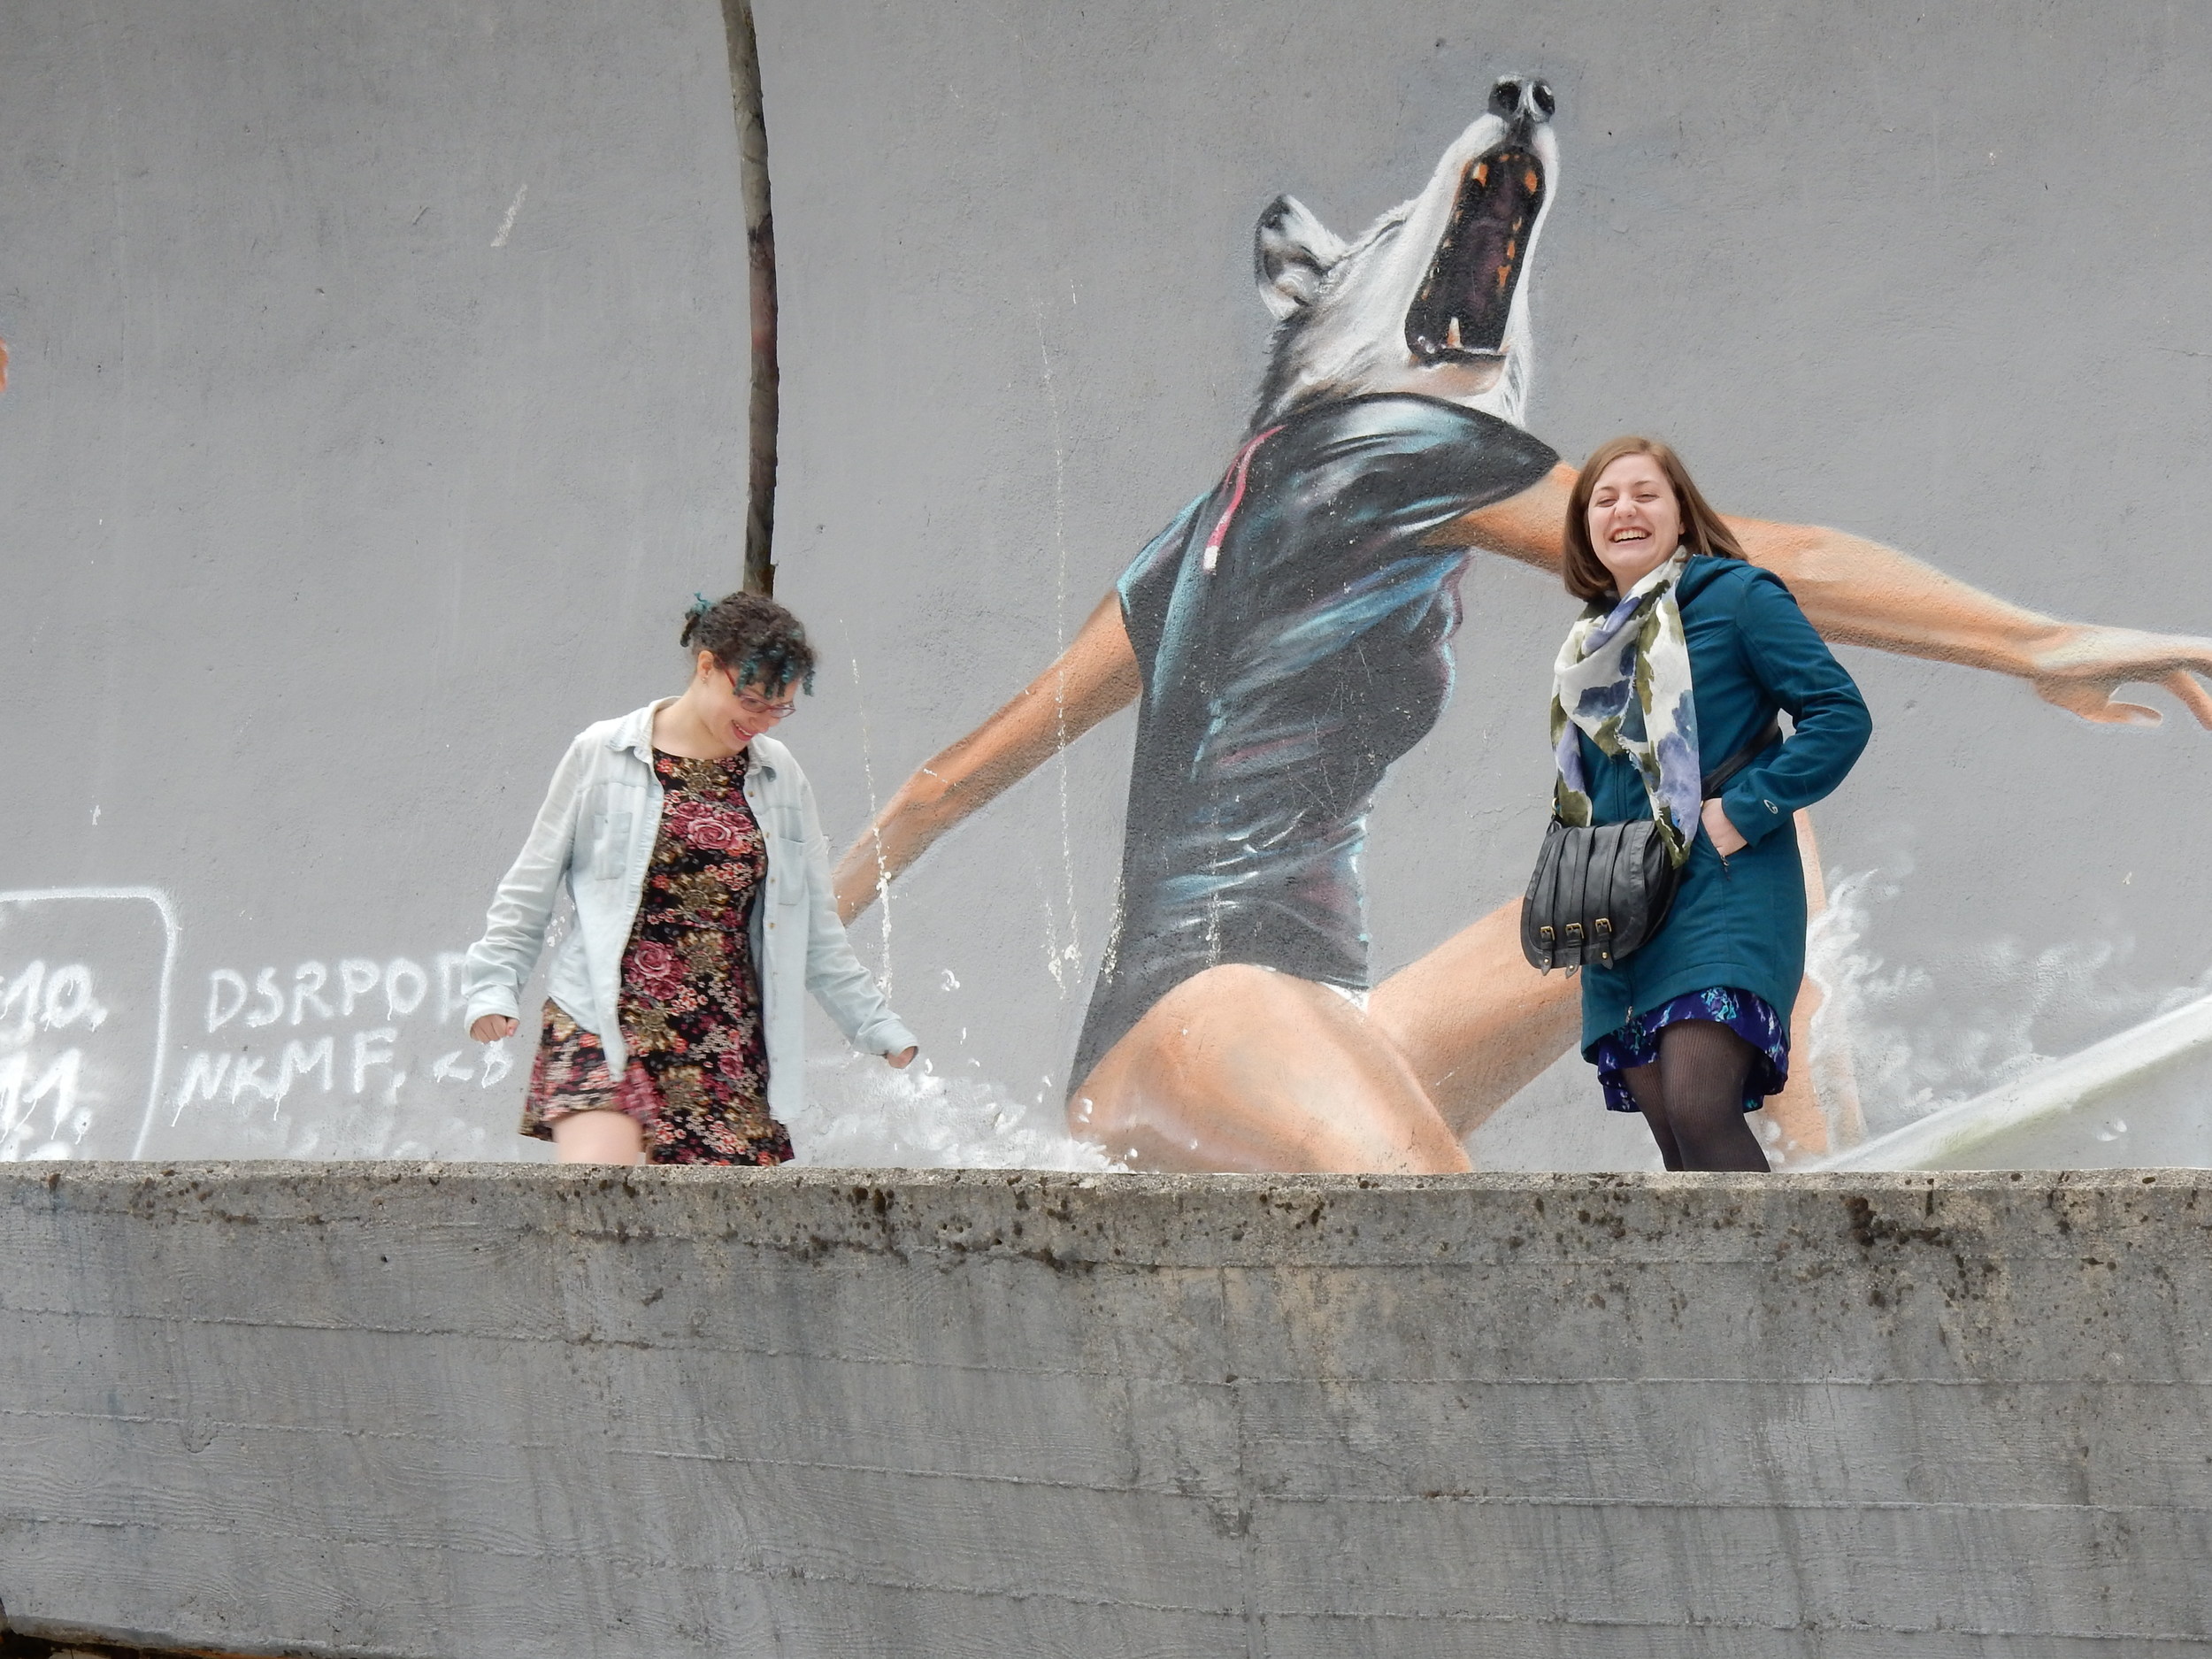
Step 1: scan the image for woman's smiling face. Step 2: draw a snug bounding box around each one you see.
[1586,451,1683,594]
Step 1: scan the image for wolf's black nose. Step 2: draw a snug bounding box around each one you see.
[1490,76,1555,126]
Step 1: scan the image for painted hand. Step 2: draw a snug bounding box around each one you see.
[470,1014,518,1043]
[1700,797,1747,857]
[2024,624,2212,727]
[885,1046,918,1069]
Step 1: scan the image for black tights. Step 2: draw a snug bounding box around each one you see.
[1618,1019,1771,1172]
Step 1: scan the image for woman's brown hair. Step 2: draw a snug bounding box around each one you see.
[1562,435,1745,602]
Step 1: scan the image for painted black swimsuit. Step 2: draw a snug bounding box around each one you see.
[1070,394,1559,1089]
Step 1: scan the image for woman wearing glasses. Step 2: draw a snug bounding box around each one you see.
[462,591,918,1165]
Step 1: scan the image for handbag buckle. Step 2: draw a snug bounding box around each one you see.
[1539,926,1555,943]
[1563,923,1585,942]
[1594,917,1612,936]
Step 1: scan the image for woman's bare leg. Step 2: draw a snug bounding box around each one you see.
[551,1108,646,1165]
[1069,964,1471,1174]
[1367,900,1581,1139]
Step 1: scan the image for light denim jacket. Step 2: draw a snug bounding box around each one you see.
[463,700,916,1123]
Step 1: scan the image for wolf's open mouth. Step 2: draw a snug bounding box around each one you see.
[1404,147,1545,363]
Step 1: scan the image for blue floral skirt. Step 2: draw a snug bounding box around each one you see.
[1586,985,1790,1114]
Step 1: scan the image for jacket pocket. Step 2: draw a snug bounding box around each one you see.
[583,807,635,879]
[1692,830,1734,879]
[771,833,809,906]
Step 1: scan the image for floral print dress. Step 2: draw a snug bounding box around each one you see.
[1586,985,1791,1116]
[520,749,789,1164]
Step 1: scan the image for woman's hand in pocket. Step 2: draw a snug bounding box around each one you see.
[1700,798,1747,857]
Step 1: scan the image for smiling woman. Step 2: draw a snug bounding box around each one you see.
[458,591,918,1167]
[1548,438,1872,1171]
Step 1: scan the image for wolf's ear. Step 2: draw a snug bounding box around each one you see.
[1255,195,1347,320]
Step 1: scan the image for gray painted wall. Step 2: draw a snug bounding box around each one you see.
[0,0,755,1162]
[4,2,2211,1168]
[4,1164,2209,1655]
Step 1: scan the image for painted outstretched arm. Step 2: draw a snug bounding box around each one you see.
[1446,463,2212,727]
[831,590,1142,923]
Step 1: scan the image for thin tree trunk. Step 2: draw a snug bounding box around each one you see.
[720,0,779,595]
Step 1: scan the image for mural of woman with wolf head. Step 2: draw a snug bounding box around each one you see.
[833,77,2212,1174]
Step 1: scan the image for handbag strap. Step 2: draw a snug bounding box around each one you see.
[1699,717,1782,798]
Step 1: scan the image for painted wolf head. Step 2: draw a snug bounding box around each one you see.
[1253,75,1557,433]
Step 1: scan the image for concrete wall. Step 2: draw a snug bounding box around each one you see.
[4,1164,2209,1655]
[5,1,2212,1170]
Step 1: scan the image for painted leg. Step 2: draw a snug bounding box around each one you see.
[1069,964,1471,1174]
[1366,898,1581,1140]
[1367,818,1870,1156]
[551,1108,646,1165]
[1795,807,1868,1148]
[1747,810,1867,1160]
[1755,998,1829,1159]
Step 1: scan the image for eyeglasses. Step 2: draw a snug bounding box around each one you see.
[726,670,797,719]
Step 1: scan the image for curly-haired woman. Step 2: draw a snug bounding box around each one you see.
[462,592,917,1165]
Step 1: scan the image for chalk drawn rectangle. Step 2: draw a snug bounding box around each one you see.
[0,888,180,1161]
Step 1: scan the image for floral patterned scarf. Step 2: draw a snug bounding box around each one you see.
[1550,548,1702,863]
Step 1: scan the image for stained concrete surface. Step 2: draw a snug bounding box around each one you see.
[3,1164,2208,1656]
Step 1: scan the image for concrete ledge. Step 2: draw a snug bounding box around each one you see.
[4,1164,2208,1656]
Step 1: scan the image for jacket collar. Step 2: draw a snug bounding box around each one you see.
[607,699,780,778]
[1673,553,1737,606]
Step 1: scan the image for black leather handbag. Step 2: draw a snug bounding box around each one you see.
[1520,719,1779,972]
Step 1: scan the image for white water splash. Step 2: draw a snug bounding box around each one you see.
[838,621,896,995]
[1807,866,2209,1139]
[1031,300,1085,995]
[788,1051,1122,1171]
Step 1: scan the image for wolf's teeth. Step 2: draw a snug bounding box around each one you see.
[1446,317,1463,350]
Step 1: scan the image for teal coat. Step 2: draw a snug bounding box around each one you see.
[1575,556,1871,1053]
